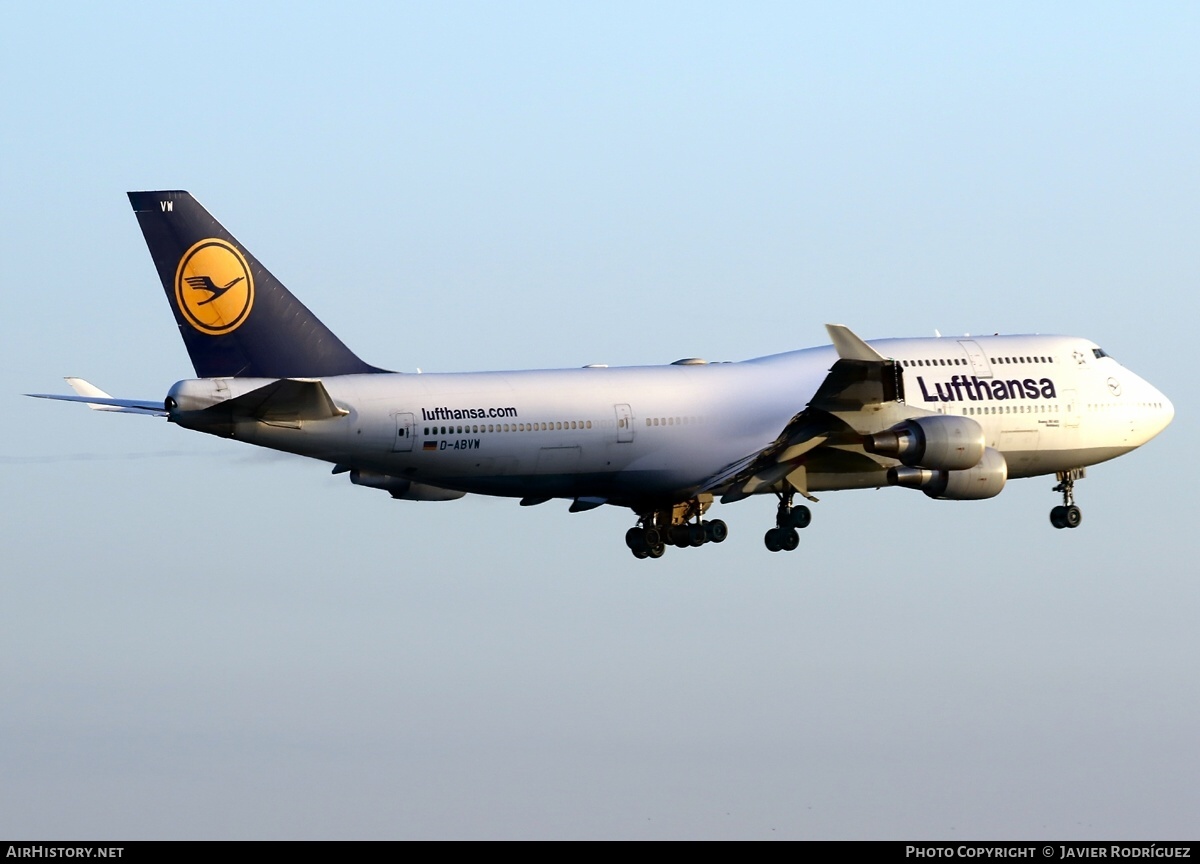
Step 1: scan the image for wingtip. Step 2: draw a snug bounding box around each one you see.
[825,324,887,362]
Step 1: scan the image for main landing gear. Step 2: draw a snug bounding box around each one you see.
[764,491,811,553]
[1049,468,1084,529]
[625,497,727,559]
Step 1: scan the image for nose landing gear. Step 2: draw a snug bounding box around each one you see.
[1050,469,1084,529]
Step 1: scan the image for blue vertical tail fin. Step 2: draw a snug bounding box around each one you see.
[128,190,383,378]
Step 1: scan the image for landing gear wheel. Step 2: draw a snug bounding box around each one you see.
[706,519,728,543]
[688,524,706,547]
[774,491,812,536]
[780,528,800,551]
[788,506,812,530]
[647,542,666,559]
[643,527,662,548]
[1051,470,1084,531]
[764,528,782,552]
[632,546,649,559]
[625,527,644,549]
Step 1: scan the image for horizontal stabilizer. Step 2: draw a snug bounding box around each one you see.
[26,378,166,416]
[66,377,116,406]
[207,378,349,422]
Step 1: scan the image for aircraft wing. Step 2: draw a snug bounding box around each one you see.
[26,378,167,416]
[700,324,926,502]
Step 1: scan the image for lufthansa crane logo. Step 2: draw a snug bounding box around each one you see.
[174,239,254,335]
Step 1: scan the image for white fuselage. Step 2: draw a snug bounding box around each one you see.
[167,334,1173,506]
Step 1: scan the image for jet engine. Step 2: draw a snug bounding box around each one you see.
[864,415,985,471]
[887,446,1008,500]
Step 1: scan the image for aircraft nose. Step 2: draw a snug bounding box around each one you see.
[1159,391,1175,432]
[1147,384,1174,438]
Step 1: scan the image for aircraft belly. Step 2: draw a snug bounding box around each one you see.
[1005,444,1136,478]
[997,428,1040,476]
[237,415,351,457]
[395,444,727,500]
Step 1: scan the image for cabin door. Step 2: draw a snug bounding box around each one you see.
[614,404,634,443]
[393,411,415,452]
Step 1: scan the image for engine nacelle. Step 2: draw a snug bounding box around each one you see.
[864,415,985,471]
[887,446,1008,500]
[349,469,466,501]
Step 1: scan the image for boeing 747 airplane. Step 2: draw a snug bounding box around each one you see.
[30,191,1174,558]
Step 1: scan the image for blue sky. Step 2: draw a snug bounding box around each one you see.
[2,2,1197,839]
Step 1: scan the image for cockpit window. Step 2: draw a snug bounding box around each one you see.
[1093,348,1109,359]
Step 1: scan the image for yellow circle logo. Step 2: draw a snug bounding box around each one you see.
[174,239,254,335]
